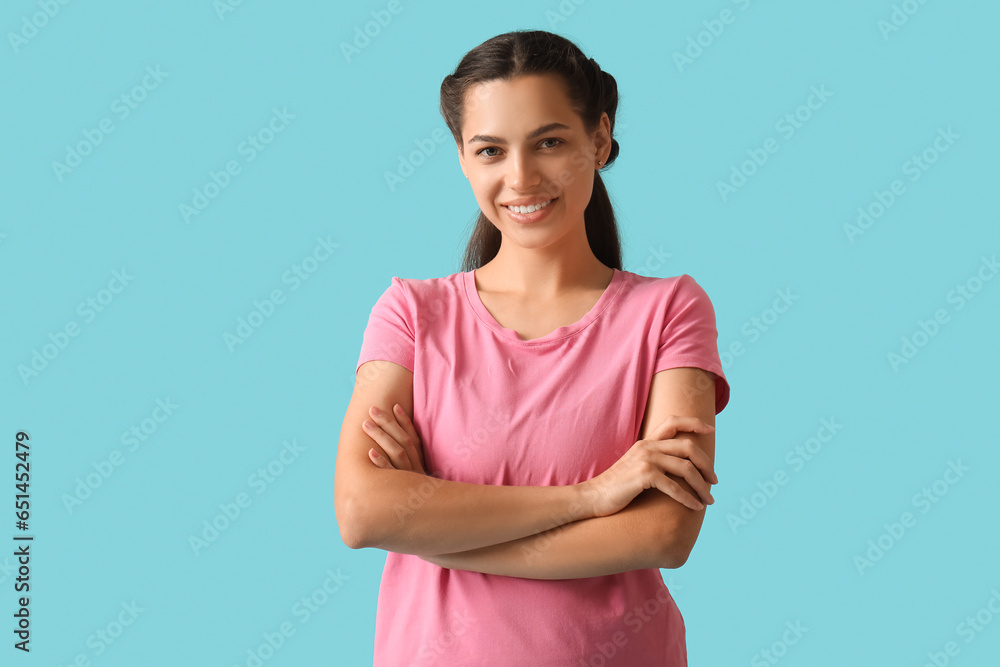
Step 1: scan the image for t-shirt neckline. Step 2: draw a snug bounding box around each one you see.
[463,267,625,344]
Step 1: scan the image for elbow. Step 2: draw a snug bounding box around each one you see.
[658,540,693,569]
[664,543,693,569]
[657,520,700,569]
[335,468,401,550]
[339,524,366,551]
[335,494,372,550]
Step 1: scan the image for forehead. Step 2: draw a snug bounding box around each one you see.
[462,73,580,138]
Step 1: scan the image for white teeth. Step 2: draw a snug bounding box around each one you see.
[506,199,553,214]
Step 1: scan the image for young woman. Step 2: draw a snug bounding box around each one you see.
[335,30,730,666]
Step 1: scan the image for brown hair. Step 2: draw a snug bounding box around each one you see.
[439,30,623,272]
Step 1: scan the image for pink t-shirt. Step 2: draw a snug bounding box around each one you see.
[354,267,730,666]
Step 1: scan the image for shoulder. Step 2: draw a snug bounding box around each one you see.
[383,271,465,300]
[618,270,713,306]
[370,271,467,320]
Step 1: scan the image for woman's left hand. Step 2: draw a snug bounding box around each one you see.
[362,404,427,475]
[363,406,451,567]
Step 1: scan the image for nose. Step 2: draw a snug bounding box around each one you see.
[506,150,542,191]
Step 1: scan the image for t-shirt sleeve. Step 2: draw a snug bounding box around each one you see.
[355,276,415,375]
[654,274,731,414]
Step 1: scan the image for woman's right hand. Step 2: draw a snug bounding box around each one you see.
[579,415,718,517]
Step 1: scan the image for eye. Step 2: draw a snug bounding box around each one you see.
[475,138,564,158]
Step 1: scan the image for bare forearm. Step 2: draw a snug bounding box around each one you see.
[346,468,590,556]
[422,490,684,579]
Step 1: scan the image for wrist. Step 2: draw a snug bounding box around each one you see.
[568,481,598,522]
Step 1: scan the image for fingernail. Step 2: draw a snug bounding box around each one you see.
[370,406,382,417]
[370,448,380,459]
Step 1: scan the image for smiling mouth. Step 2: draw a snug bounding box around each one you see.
[502,198,556,214]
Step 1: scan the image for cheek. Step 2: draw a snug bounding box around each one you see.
[470,181,500,208]
[475,189,497,212]
[567,149,593,174]
[559,169,593,205]
[558,157,592,191]
[469,187,503,224]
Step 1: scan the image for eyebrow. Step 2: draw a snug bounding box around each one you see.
[466,122,571,146]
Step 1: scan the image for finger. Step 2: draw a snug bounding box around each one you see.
[369,406,410,447]
[655,455,715,505]
[368,447,393,469]
[368,407,420,470]
[654,435,718,485]
[383,413,423,475]
[688,447,718,485]
[392,404,420,449]
[392,404,426,472]
[650,475,705,511]
[656,415,715,438]
[655,470,708,510]
[659,415,715,438]
[677,438,718,485]
[663,437,717,485]
[362,419,415,471]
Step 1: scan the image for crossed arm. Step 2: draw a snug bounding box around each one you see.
[418,486,694,579]
[343,365,719,580]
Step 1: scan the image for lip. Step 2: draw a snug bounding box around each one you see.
[501,196,556,207]
[502,197,557,224]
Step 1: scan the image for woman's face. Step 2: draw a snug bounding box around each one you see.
[457,73,610,252]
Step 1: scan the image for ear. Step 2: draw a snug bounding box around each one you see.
[594,112,612,163]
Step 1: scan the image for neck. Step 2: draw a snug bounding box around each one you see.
[479,230,613,298]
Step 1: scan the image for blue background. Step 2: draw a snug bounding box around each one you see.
[2,1,998,665]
